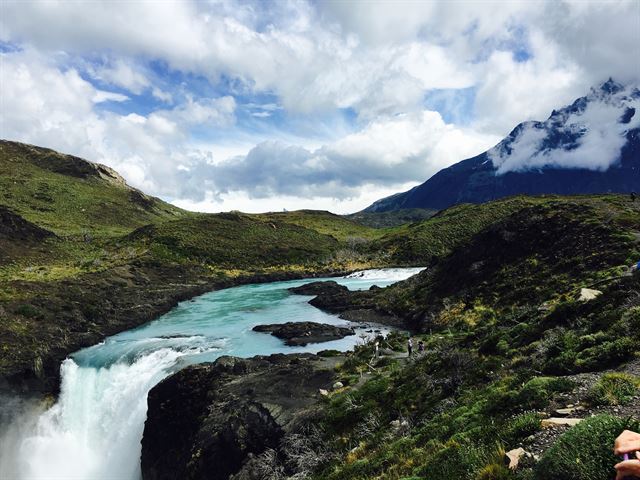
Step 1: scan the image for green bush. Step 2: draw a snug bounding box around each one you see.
[414,441,481,479]
[588,373,640,406]
[413,441,513,480]
[506,412,541,442]
[14,304,40,318]
[534,414,640,480]
[317,349,341,357]
[516,377,575,410]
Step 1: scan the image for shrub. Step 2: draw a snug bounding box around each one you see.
[317,349,341,357]
[534,414,640,480]
[506,412,541,442]
[518,377,574,409]
[414,441,481,479]
[588,373,640,406]
[14,304,40,318]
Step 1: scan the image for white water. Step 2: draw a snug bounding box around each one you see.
[0,268,423,480]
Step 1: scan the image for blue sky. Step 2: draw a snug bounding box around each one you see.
[1,0,638,213]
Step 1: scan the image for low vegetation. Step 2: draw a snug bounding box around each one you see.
[290,195,640,479]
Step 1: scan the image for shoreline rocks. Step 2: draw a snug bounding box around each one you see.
[289,280,405,328]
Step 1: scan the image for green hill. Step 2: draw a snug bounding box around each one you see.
[255,210,382,242]
[0,140,184,237]
[346,207,437,228]
[124,212,341,269]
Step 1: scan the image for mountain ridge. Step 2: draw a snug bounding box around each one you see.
[365,79,640,212]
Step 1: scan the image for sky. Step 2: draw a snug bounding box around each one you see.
[1,0,639,214]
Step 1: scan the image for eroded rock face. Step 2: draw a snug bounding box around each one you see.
[252,321,354,346]
[0,206,55,241]
[141,354,338,480]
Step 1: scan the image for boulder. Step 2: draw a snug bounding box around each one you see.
[541,417,582,428]
[578,288,602,301]
[252,321,354,346]
[288,281,348,296]
[554,406,585,416]
[504,448,526,470]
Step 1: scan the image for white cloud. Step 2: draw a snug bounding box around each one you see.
[2,0,638,127]
[488,84,640,173]
[92,90,130,103]
[0,50,237,199]
[171,183,418,215]
[152,87,173,104]
[196,111,498,199]
[89,59,150,94]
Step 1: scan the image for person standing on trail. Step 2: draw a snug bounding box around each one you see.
[407,337,413,357]
[418,340,425,354]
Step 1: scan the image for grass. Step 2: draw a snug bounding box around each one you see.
[588,373,640,406]
[124,212,342,269]
[255,210,384,242]
[345,208,437,229]
[301,194,640,480]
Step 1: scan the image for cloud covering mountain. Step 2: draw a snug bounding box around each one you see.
[365,80,640,212]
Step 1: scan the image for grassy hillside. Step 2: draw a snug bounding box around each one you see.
[346,208,437,228]
[255,210,382,242]
[125,212,341,269]
[283,194,640,480]
[0,141,184,237]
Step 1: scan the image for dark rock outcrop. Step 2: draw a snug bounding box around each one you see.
[0,206,55,241]
[289,281,355,313]
[141,354,338,480]
[252,321,355,346]
[288,280,348,296]
[289,280,404,328]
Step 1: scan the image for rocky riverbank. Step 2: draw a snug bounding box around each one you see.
[0,265,349,396]
[289,280,405,327]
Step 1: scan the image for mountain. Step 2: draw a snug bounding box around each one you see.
[365,79,640,212]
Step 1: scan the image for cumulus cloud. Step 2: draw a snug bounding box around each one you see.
[198,112,498,199]
[0,50,237,197]
[88,59,150,95]
[1,0,639,212]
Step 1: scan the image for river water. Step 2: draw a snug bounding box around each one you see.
[0,267,423,480]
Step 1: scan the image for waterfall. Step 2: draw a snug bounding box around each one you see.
[1,349,182,480]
